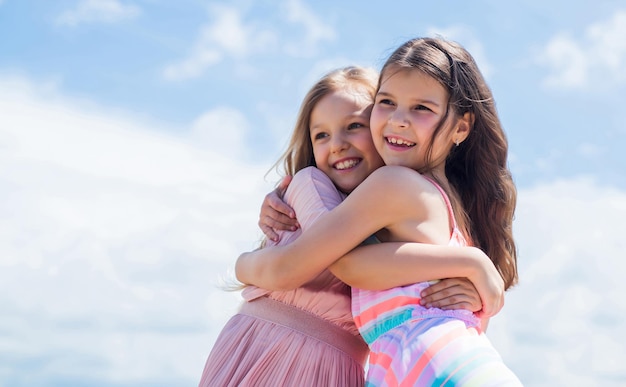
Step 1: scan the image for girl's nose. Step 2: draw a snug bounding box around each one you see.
[389,109,409,128]
[330,134,349,153]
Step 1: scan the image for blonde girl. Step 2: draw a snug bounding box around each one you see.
[198,66,381,386]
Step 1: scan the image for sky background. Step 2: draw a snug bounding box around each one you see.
[1,0,625,386]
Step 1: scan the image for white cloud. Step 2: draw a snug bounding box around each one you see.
[537,11,626,89]
[488,177,626,385]
[163,1,336,81]
[190,106,250,159]
[56,0,141,26]
[163,4,278,81]
[0,74,275,385]
[578,142,602,158]
[282,0,336,57]
[2,74,625,385]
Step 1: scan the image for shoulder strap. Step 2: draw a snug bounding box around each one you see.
[421,175,457,233]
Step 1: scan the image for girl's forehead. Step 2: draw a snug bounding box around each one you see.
[380,67,432,84]
[328,86,374,104]
[378,69,447,101]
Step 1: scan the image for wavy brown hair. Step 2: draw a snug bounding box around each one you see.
[270,66,379,177]
[380,37,518,290]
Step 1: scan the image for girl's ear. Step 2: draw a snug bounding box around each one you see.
[453,112,473,145]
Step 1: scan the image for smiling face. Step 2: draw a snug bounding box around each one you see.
[310,88,384,193]
[371,68,468,175]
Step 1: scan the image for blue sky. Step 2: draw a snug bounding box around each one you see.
[1,1,625,386]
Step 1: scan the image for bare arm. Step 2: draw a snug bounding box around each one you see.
[329,242,504,317]
[243,166,502,317]
[236,166,422,289]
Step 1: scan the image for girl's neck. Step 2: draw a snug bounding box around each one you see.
[422,167,448,188]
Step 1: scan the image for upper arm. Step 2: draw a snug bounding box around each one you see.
[237,166,430,289]
[280,167,421,269]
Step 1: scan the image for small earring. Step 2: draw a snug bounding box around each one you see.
[455,140,460,147]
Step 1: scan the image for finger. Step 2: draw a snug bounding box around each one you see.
[259,213,297,232]
[421,282,473,301]
[420,279,464,297]
[421,286,482,312]
[423,297,481,312]
[259,223,279,242]
[421,290,475,306]
[267,192,296,220]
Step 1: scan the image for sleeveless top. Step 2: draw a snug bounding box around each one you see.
[351,176,481,345]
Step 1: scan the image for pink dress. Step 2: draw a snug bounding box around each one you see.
[198,167,368,387]
[352,177,521,386]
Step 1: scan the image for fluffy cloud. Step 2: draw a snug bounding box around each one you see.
[56,0,141,26]
[537,11,626,89]
[163,4,278,81]
[0,75,274,386]
[488,177,626,384]
[1,75,624,385]
[190,106,251,159]
[282,0,336,57]
[163,1,335,81]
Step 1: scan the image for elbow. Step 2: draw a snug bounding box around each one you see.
[234,253,250,285]
[235,248,310,291]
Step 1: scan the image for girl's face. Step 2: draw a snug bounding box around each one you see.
[310,88,384,193]
[370,69,459,174]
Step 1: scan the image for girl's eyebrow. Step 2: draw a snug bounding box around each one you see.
[377,91,441,107]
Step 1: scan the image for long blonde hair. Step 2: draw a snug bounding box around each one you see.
[270,66,379,177]
[254,66,378,251]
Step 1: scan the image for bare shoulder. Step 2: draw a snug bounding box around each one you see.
[346,166,442,216]
[365,166,438,194]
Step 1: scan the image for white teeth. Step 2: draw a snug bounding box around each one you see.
[387,137,415,146]
[335,159,359,170]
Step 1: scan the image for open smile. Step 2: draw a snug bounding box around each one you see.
[385,136,416,147]
[333,158,361,170]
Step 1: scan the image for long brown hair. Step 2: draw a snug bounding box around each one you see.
[270,66,379,177]
[380,37,518,289]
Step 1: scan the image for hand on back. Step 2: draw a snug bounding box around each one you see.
[259,175,299,242]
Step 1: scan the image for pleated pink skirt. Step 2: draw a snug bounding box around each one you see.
[198,297,369,387]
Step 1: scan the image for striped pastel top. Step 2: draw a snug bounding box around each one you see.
[351,177,480,346]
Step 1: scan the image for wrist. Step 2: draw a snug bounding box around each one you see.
[466,247,489,282]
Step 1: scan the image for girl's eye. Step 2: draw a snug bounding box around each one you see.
[313,132,328,140]
[378,98,394,106]
[415,104,433,112]
[347,122,365,130]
